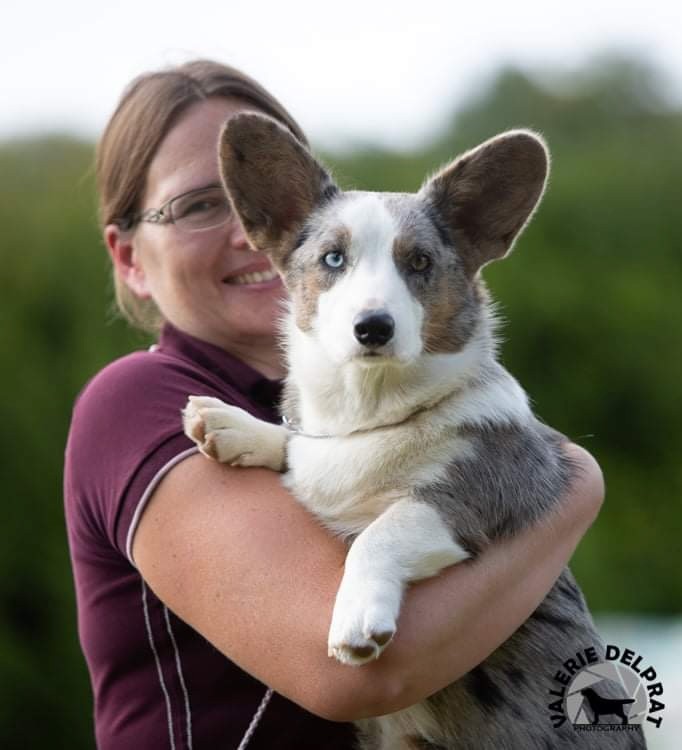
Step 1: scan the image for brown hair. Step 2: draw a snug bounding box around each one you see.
[96,59,307,332]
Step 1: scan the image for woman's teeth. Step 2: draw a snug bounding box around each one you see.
[227,268,278,285]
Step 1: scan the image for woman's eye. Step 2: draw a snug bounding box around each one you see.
[183,199,218,216]
[323,251,345,269]
[410,253,431,272]
[173,189,227,221]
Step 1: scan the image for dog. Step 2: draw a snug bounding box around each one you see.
[183,114,646,749]
[581,688,637,725]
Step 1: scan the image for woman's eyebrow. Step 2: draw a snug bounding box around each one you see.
[152,180,223,207]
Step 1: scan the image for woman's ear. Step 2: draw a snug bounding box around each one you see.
[104,225,152,299]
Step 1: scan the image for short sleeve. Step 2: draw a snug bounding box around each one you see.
[64,349,245,563]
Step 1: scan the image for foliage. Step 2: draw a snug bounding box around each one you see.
[1,56,680,747]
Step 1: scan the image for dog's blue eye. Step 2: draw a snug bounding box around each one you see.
[323,251,345,269]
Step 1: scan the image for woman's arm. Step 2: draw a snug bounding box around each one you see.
[133,443,603,722]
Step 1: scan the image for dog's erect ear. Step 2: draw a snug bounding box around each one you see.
[219,113,337,264]
[420,130,549,275]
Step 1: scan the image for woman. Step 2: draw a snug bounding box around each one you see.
[64,60,604,750]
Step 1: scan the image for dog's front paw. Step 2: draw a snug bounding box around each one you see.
[182,396,287,470]
[183,396,224,447]
[327,580,399,666]
[182,396,256,464]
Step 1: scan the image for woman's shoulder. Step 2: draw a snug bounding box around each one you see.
[65,341,256,481]
[72,345,229,421]
[77,346,197,400]
[66,346,226,480]
[65,346,228,550]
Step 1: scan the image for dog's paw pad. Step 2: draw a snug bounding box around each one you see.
[328,638,383,666]
[328,642,378,666]
[186,415,206,443]
[328,593,399,666]
[201,432,220,460]
[182,402,206,444]
[371,630,395,648]
[347,644,375,660]
[328,627,395,666]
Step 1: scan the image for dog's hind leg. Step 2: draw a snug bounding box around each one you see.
[328,499,469,666]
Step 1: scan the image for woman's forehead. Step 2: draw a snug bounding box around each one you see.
[144,98,259,206]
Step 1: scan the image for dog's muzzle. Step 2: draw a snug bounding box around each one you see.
[353,311,395,349]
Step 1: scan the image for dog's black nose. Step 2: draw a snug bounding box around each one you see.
[354,311,395,348]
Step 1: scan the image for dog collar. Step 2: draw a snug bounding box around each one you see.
[281,414,335,439]
[281,391,455,439]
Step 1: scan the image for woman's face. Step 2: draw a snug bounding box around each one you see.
[111,97,287,354]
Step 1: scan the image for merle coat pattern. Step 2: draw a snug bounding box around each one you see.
[183,114,646,749]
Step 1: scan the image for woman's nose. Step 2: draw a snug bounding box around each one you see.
[230,220,252,251]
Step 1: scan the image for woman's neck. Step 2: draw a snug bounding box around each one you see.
[165,320,286,380]
[224,338,286,380]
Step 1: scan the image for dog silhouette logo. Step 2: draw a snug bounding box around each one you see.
[548,644,666,733]
[565,659,647,727]
[579,687,636,725]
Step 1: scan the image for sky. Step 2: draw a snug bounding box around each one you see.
[1,0,681,151]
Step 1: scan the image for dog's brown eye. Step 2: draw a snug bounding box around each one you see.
[410,253,431,272]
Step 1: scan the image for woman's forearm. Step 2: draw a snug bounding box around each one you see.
[331,444,604,720]
[135,445,603,722]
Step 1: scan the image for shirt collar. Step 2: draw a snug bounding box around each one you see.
[157,322,283,411]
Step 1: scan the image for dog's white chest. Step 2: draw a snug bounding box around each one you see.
[284,422,470,535]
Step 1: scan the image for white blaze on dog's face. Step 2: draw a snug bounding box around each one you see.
[309,194,423,365]
[281,190,484,367]
[218,113,549,368]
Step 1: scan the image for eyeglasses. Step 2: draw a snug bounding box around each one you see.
[118,184,232,233]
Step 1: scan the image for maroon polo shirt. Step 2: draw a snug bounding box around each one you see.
[64,323,356,749]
